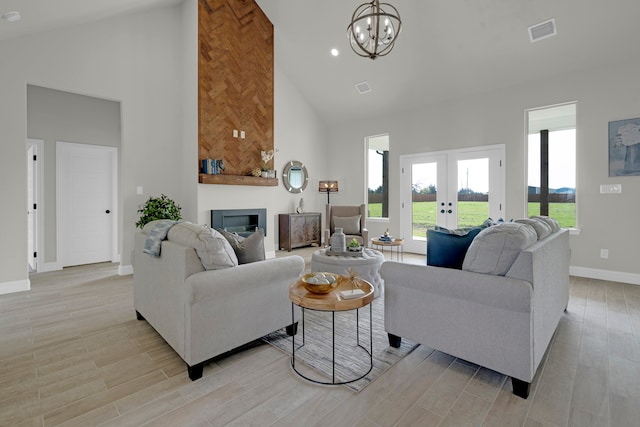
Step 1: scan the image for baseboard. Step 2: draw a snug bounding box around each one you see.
[0,279,30,295]
[40,262,62,273]
[570,266,640,285]
[118,264,134,276]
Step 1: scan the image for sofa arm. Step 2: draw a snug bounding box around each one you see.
[185,255,305,304]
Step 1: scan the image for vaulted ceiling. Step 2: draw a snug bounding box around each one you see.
[3,0,640,126]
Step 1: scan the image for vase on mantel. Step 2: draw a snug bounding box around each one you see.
[331,227,346,252]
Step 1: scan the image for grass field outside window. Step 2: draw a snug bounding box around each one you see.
[368,202,575,238]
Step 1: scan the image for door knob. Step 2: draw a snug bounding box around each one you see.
[447,210,452,214]
[105,210,111,214]
[440,210,445,214]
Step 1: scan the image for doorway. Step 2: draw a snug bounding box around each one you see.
[400,145,505,254]
[26,139,43,272]
[56,141,118,267]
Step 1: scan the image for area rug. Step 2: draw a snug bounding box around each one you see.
[262,297,418,392]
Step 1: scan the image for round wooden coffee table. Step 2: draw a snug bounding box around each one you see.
[289,277,374,385]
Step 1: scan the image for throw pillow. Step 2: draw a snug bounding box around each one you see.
[531,216,560,232]
[217,228,266,264]
[333,215,361,235]
[462,222,537,276]
[167,222,238,270]
[515,218,552,240]
[427,226,483,269]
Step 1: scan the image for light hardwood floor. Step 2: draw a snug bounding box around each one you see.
[1,248,640,426]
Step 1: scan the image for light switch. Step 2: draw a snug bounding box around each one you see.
[136,186,144,195]
[233,129,239,138]
[600,184,622,194]
[240,130,246,139]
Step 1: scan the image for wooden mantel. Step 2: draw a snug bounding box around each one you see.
[198,174,277,186]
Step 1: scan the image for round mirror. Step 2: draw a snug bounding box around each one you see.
[282,160,309,193]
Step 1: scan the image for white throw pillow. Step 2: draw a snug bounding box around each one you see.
[462,222,537,276]
[333,215,361,235]
[515,218,552,240]
[167,222,238,270]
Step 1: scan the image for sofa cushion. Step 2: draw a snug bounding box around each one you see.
[333,215,361,235]
[515,218,552,240]
[167,222,238,270]
[462,222,537,275]
[531,216,560,232]
[427,226,483,269]
[217,228,266,264]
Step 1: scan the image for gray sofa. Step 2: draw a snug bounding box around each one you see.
[381,220,570,398]
[133,223,304,380]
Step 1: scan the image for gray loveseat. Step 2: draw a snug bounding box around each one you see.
[381,219,570,398]
[134,222,304,380]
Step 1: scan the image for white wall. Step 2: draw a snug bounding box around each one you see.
[328,60,640,282]
[0,4,186,290]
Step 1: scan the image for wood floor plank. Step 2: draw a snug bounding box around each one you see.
[1,254,639,426]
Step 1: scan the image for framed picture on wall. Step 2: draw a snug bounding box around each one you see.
[609,117,640,176]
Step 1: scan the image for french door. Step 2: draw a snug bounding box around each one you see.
[400,145,505,254]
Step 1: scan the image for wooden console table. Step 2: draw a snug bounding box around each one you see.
[279,213,321,251]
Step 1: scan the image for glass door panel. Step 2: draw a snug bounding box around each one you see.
[456,158,490,228]
[411,162,438,241]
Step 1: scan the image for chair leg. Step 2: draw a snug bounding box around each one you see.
[511,377,531,399]
[187,362,204,381]
[285,322,298,336]
[388,333,402,348]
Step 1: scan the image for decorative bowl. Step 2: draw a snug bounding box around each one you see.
[347,246,363,252]
[301,272,340,294]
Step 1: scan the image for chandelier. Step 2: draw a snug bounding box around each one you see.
[347,0,402,60]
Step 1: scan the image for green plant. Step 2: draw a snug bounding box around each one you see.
[135,194,182,229]
[348,238,360,248]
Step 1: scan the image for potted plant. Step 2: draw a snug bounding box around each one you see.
[347,238,362,252]
[135,194,182,229]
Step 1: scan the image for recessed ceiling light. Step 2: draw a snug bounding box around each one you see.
[331,48,339,57]
[2,11,21,22]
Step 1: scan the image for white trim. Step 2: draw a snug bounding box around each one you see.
[570,266,640,286]
[40,262,62,273]
[118,264,133,276]
[0,279,30,295]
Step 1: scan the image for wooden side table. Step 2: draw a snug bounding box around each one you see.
[289,278,374,385]
[371,238,405,261]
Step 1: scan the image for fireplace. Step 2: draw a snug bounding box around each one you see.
[211,208,267,237]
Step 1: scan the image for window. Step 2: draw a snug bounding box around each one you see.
[366,134,389,219]
[527,103,576,228]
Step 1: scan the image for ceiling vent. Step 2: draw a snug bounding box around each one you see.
[528,18,556,42]
[355,81,372,94]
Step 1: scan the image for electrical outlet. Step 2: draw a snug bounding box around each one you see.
[233,129,238,138]
[136,186,143,195]
[600,249,609,259]
[240,130,246,139]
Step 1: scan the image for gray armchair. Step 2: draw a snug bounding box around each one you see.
[324,204,369,247]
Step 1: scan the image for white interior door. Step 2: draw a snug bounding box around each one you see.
[57,142,117,267]
[401,145,504,254]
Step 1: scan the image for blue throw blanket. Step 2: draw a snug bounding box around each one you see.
[143,220,178,257]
